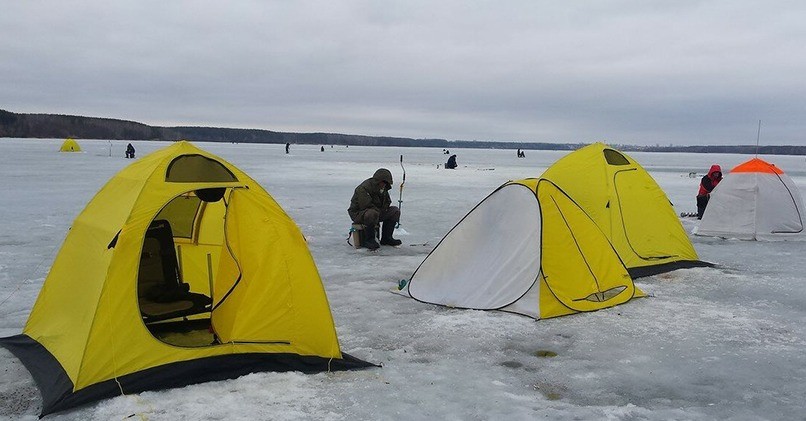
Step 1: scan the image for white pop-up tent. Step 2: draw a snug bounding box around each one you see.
[397,178,643,320]
[696,158,805,241]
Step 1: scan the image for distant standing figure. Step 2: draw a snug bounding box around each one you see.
[520,150,526,158]
[445,154,458,169]
[125,143,135,159]
[321,146,325,152]
[348,168,402,250]
[696,164,723,219]
[285,142,290,154]
[517,148,521,158]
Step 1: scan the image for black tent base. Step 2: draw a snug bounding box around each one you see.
[628,260,715,279]
[0,334,377,417]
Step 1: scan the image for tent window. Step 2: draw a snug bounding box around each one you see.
[603,149,630,166]
[166,155,238,182]
[576,286,627,303]
[155,194,202,239]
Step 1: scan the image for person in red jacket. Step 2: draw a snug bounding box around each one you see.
[697,164,723,219]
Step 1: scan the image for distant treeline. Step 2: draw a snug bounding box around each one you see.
[631,144,806,156]
[2,109,805,155]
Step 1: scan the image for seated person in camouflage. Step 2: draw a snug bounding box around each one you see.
[348,168,402,249]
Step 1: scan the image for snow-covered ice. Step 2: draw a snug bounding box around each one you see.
[1,138,805,420]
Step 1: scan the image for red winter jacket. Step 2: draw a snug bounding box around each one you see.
[698,164,723,196]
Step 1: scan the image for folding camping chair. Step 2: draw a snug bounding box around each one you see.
[138,219,212,323]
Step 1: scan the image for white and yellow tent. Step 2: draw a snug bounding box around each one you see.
[397,178,643,320]
[541,143,710,278]
[59,137,81,152]
[0,141,373,416]
[697,158,805,240]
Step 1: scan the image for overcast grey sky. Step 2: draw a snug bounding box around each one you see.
[2,1,805,145]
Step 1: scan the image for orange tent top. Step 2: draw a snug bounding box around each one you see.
[730,158,783,174]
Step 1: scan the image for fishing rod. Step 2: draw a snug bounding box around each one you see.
[396,154,406,228]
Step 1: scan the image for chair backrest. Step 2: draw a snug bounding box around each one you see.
[138,220,182,300]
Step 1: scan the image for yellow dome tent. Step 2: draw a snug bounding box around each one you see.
[541,143,710,278]
[0,141,373,416]
[398,178,643,319]
[59,137,81,152]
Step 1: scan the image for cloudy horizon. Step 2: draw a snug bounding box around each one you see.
[2,1,805,146]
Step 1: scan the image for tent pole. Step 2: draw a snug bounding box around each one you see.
[207,253,214,301]
[756,119,762,157]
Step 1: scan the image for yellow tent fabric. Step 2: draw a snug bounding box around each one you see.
[59,137,81,152]
[541,143,708,278]
[535,179,641,317]
[1,141,372,416]
[400,178,643,320]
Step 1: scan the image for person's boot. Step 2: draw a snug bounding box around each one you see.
[380,221,402,246]
[361,224,380,250]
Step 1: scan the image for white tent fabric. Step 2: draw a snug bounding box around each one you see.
[407,184,542,310]
[500,280,541,318]
[697,166,805,241]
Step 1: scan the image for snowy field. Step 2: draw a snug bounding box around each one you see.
[1,138,806,420]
